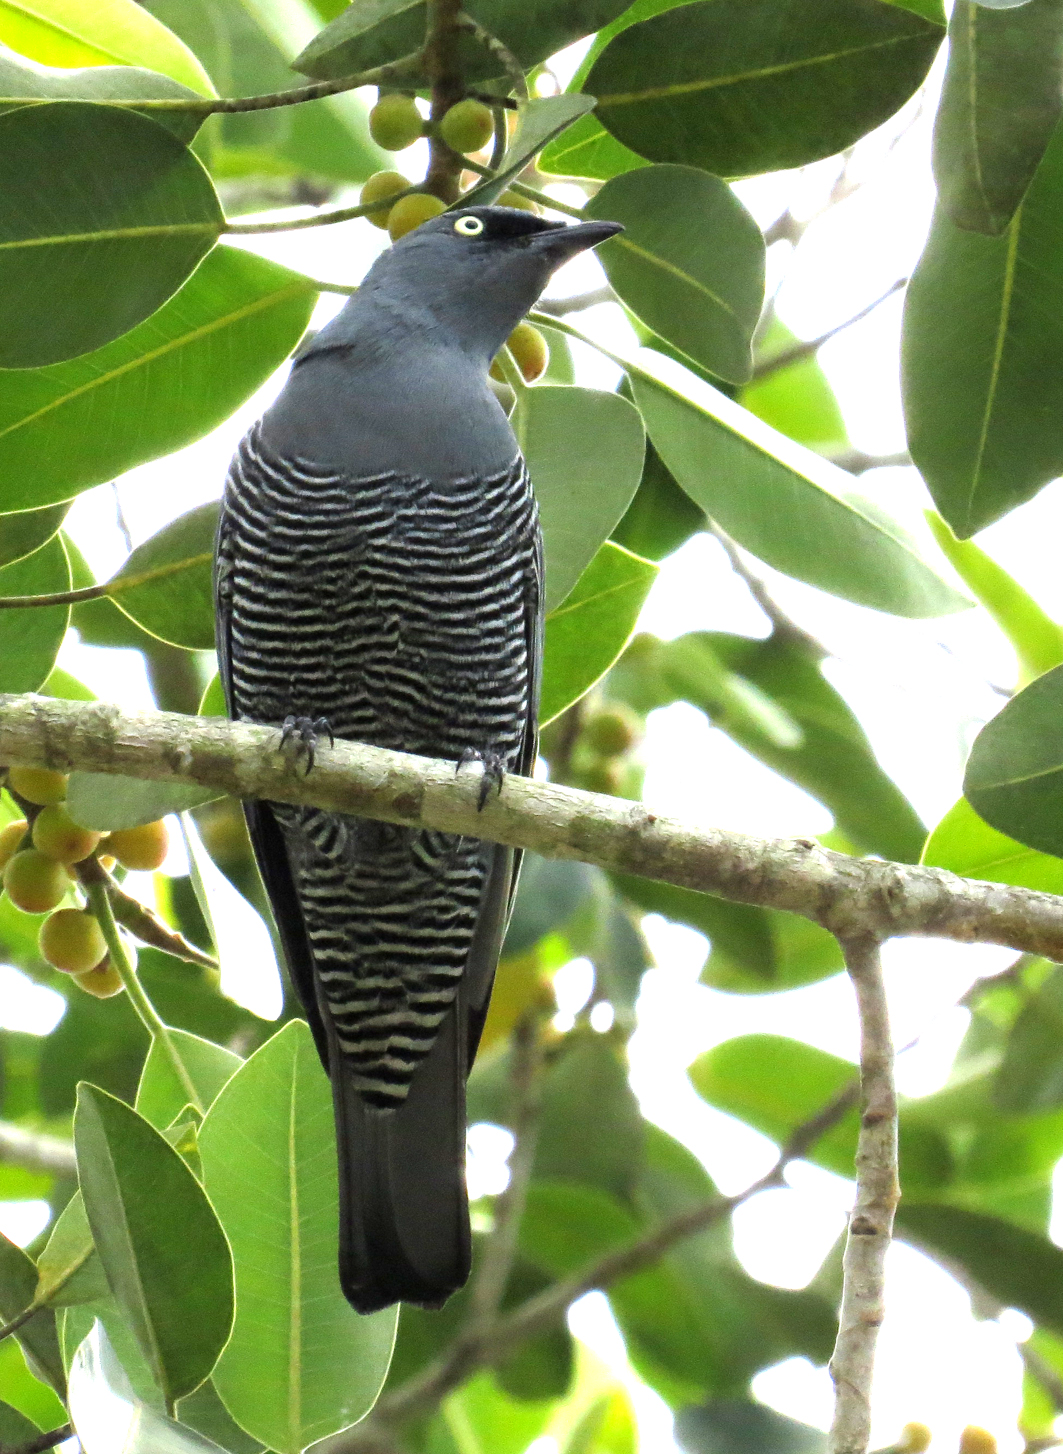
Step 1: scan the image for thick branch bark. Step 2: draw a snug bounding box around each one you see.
[0,1122,75,1178]
[829,938,899,1454]
[3,695,1063,959]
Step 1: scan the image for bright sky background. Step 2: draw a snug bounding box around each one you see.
[3,39,1058,1454]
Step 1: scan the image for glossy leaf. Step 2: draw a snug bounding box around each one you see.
[897,1203,1063,1337]
[0,502,68,569]
[176,1380,266,1454]
[964,663,1063,855]
[926,511,1063,684]
[0,0,214,89]
[136,1029,242,1130]
[585,0,943,179]
[0,1230,64,1394]
[461,95,598,207]
[197,1021,397,1453]
[627,355,966,618]
[587,167,764,384]
[107,502,217,650]
[922,796,1063,894]
[0,49,208,143]
[0,245,316,512]
[676,1400,826,1454]
[541,543,659,725]
[67,774,220,832]
[933,0,1063,234]
[0,535,70,694]
[294,0,631,84]
[34,1193,108,1310]
[0,101,223,368]
[68,1320,229,1454]
[903,117,1063,534]
[73,1084,235,1405]
[516,386,645,612]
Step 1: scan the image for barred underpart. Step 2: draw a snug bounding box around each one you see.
[218,425,539,1106]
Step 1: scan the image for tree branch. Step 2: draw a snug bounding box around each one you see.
[0,1425,73,1454]
[0,1122,75,1178]
[707,522,827,658]
[3,695,1063,960]
[830,937,899,1454]
[424,0,467,203]
[751,278,908,383]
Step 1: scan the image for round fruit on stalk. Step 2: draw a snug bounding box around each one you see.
[0,819,28,873]
[39,908,107,974]
[369,93,423,151]
[7,766,67,806]
[439,98,494,155]
[32,805,102,864]
[3,849,67,913]
[387,192,446,242]
[73,957,125,998]
[103,819,169,872]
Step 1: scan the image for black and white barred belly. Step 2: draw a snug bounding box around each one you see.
[217,424,541,1107]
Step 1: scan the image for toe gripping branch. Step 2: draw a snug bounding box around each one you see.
[280,715,335,775]
[457,747,507,810]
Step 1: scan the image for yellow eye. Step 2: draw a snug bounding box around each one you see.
[454,215,485,236]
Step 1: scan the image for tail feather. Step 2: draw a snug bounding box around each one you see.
[328,1001,471,1313]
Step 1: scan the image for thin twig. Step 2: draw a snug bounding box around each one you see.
[0,1302,45,1347]
[464,1015,544,1331]
[0,1426,73,1454]
[0,1123,75,1177]
[6,696,1063,961]
[455,12,529,99]
[79,856,218,971]
[751,278,908,383]
[828,449,913,475]
[333,1080,860,1446]
[225,187,420,235]
[83,880,203,1114]
[536,286,616,316]
[829,937,899,1454]
[707,523,827,658]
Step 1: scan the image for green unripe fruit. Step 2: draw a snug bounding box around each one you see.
[361,170,409,229]
[490,321,549,384]
[498,189,538,214]
[103,819,169,872]
[74,957,125,999]
[39,908,107,975]
[32,804,102,864]
[898,1426,932,1454]
[387,192,446,242]
[3,849,67,914]
[578,762,623,796]
[439,98,494,155]
[584,705,641,758]
[369,93,423,151]
[7,766,67,806]
[0,819,28,873]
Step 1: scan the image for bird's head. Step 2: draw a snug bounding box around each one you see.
[359,204,623,365]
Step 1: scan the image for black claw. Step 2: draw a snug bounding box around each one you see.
[457,748,506,810]
[278,714,334,776]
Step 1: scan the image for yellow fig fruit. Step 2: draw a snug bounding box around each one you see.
[7,766,67,806]
[387,192,447,242]
[439,98,494,154]
[32,804,102,865]
[369,93,423,151]
[103,820,169,873]
[39,908,107,975]
[3,849,67,914]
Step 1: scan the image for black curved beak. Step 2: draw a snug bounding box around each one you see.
[533,219,624,263]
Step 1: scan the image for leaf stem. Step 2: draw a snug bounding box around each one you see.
[0,1300,44,1346]
[224,186,420,234]
[84,878,203,1114]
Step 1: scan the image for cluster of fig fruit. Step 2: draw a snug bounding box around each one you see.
[576,703,644,798]
[0,767,168,999]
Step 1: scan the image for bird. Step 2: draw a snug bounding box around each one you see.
[214,204,623,1314]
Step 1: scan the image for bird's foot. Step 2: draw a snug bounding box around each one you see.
[280,715,334,775]
[457,747,506,810]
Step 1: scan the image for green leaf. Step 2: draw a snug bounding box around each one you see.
[675,1400,826,1454]
[0,502,67,569]
[903,117,1063,535]
[994,966,1063,1114]
[0,49,209,143]
[0,244,316,511]
[66,773,221,832]
[197,1021,397,1453]
[586,167,764,384]
[741,321,849,453]
[441,1371,557,1454]
[0,101,223,368]
[897,1202,1063,1337]
[0,1399,39,1442]
[539,106,647,182]
[925,511,1063,683]
[136,1029,242,1130]
[0,1339,65,1430]
[964,663,1063,856]
[0,0,214,90]
[502,855,600,959]
[585,0,943,179]
[0,535,70,694]
[627,358,966,617]
[922,795,1063,894]
[563,1389,636,1454]
[610,436,706,562]
[73,1083,235,1405]
[461,95,598,207]
[34,1193,108,1310]
[67,1319,230,1451]
[932,0,1063,235]
[515,386,646,612]
[177,1379,266,1454]
[534,1032,644,1199]
[541,543,659,725]
[0,1229,64,1394]
[107,502,217,650]
[293,0,632,84]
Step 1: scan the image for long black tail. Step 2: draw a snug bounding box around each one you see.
[328,1003,471,1314]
